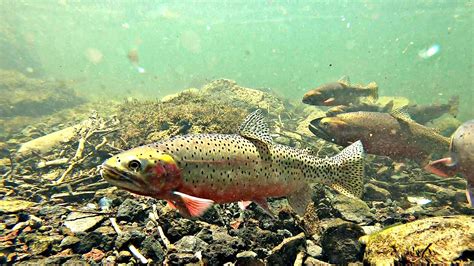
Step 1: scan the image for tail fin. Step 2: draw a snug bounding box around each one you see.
[366,82,379,102]
[448,96,459,117]
[329,140,365,198]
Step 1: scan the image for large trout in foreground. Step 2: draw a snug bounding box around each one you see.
[100,110,365,217]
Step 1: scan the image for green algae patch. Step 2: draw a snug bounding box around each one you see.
[361,215,474,264]
[0,199,36,213]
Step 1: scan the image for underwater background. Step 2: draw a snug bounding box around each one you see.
[1,1,473,265]
[1,0,472,119]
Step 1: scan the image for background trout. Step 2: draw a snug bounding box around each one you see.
[309,110,450,165]
[425,120,474,207]
[302,77,378,106]
[100,110,365,217]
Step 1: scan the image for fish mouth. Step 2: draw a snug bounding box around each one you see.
[308,117,334,143]
[99,164,140,187]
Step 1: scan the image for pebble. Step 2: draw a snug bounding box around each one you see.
[64,212,104,233]
[175,235,209,253]
[332,195,375,224]
[0,199,36,213]
[364,183,391,201]
[267,232,306,265]
[116,199,147,222]
[305,240,322,258]
[235,251,264,266]
[319,219,365,264]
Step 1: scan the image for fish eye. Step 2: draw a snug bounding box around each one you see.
[128,160,141,171]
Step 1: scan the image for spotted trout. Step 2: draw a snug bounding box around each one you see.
[100,110,365,217]
[309,110,450,165]
[302,77,378,106]
[425,120,474,207]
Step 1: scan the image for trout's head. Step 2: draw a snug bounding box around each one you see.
[100,146,181,198]
[302,82,344,106]
[309,116,352,144]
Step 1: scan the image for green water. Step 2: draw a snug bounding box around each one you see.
[1,0,473,119]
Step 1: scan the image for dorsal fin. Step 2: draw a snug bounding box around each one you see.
[390,106,414,123]
[238,110,273,145]
[338,75,351,85]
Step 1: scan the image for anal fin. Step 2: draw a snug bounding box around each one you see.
[253,198,275,218]
[287,184,312,216]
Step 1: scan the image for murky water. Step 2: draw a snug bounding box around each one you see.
[0,1,473,264]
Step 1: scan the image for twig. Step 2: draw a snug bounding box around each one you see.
[62,207,115,215]
[157,225,173,251]
[110,217,148,264]
[37,158,69,168]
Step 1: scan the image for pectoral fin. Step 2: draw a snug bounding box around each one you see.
[466,183,473,207]
[238,200,252,210]
[424,157,456,177]
[172,191,214,217]
[287,184,312,216]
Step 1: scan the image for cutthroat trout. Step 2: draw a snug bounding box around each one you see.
[101,110,365,217]
[302,77,378,106]
[425,120,474,207]
[309,110,450,164]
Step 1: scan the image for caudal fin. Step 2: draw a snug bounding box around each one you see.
[448,96,459,117]
[367,82,379,102]
[329,140,365,198]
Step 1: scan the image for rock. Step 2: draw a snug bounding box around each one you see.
[116,199,147,222]
[175,235,209,253]
[75,232,114,254]
[117,250,132,262]
[332,195,374,224]
[361,215,474,264]
[364,183,391,201]
[141,236,165,263]
[267,232,306,265]
[64,212,104,233]
[320,219,365,264]
[62,258,89,266]
[82,248,105,263]
[202,228,245,265]
[16,123,80,157]
[201,79,286,114]
[0,70,85,119]
[305,240,322,258]
[235,251,264,266]
[59,236,80,248]
[38,205,68,217]
[0,199,36,213]
[114,230,145,250]
[304,257,330,266]
[167,253,200,265]
[27,235,63,256]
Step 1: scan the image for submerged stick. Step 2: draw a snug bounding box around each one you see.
[110,217,148,264]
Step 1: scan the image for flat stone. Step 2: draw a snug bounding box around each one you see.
[364,183,391,201]
[235,251,264,266]
[305,240,322,258]
[362,215,474,264]
[267,232,306,265]
[59,236,80,248]
[175,235,209,253]
[64,212,104,233]
[0,199,36,213]
[320,219,364,264]
[332,195,374,224]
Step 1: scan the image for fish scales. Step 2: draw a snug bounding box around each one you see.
[101,110,365,217]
